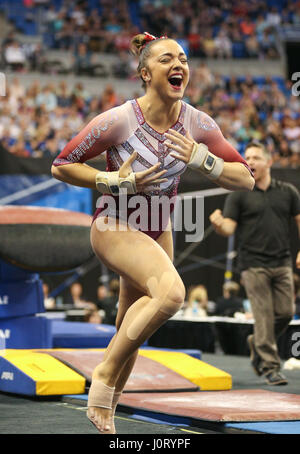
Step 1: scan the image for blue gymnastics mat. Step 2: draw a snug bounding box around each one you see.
[50,320,149,348]
[51,320,117,348]
[226,421,300,434]
[141,346,202,360]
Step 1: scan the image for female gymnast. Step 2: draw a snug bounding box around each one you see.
[51,32,254,433]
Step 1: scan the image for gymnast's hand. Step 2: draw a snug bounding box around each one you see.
[164,130,195,163]
[119,151,168,193]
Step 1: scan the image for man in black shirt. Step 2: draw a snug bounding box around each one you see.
[210,141,300,385]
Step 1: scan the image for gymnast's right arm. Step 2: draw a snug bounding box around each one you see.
[51,107,123,189]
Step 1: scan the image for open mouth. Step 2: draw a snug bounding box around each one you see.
[168,74,183,90]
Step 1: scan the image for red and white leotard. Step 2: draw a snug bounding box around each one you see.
[53,99,250,239]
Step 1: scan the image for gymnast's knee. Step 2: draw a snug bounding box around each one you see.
[159,282,185,317]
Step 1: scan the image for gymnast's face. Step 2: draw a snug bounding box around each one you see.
[141,40,190,100]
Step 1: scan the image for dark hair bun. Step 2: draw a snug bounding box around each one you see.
[130,33,148,56]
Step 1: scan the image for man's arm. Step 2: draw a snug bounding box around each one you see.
[209,209,238,237]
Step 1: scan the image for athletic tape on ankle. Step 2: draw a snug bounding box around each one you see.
[112,392,122,415]
[187,142,224,179]
[88,380,115,409]
[126,271,183,341]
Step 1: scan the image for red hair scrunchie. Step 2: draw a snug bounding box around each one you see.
[140,31,168,51]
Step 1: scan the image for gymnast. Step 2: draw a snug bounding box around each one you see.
[51,32,254,433]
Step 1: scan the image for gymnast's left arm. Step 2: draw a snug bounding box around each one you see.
[165,113,254,192]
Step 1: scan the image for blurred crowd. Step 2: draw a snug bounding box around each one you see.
[185,65,300,167]
[42,274,300,323]
[177,273,300,321]
[43,279,119,325]
[0,1,299,167]
[1,0,300,67]
[0,77,129,159]
[1,64,299,167]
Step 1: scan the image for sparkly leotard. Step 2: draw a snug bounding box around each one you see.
[53,99,250,240]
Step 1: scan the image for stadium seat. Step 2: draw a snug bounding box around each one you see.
[232,42,247,59]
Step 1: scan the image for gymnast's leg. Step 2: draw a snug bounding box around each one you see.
[98,225,175,433]
[92,278,142,433]
[87,217,183,433]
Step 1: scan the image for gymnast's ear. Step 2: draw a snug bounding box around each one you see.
[140,67,150,83]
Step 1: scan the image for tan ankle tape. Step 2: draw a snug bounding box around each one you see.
[88,380,115,409]
[112,391,122,414]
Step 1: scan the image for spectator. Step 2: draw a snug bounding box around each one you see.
[42,282,56,310]
[277,138,293,167]
[245,35,259,58]
[9,77,25,101]
[84,307,103,324]
[214,281,245,317]
[99,84,118,112]
[214,29,232,59]
[4,41,26,71]
[27,42,46,71]
[266,7,282,28]
[73,42,95,76]
[202,29,216,58]
[96,284,108,303]
[70,3,86,27]
[258,29,279,59]
[56,81,72,108]
[240,17,255,37]
[111,51,131,78]
[96,279,119,325]
[36,85,57,111]
[282,116,300,152]
[184,285,212,318]
[66,282,96,310]
[187,18,204,57]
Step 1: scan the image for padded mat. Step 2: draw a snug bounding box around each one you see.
[0,206,94,271]
[51,321,116,348]
[0,349,85,396]
[43,349,198,392]
[0,206,92,226]
[139,349,231,390]
[226,421,300,434]
[118,389,300,422]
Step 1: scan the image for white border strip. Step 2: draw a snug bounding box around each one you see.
[178,187,231,200]
[0,178,63,205]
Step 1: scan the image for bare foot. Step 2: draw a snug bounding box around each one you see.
[87,406,114,433]
[87,372,115,434]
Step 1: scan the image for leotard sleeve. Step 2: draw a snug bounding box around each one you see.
[52,103,130,166]
[189,107,252,174]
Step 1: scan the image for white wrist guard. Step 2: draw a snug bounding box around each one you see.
[95,171,137,195]
[187,142,224,179]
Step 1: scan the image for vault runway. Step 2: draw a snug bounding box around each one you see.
[1,352,300,436]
